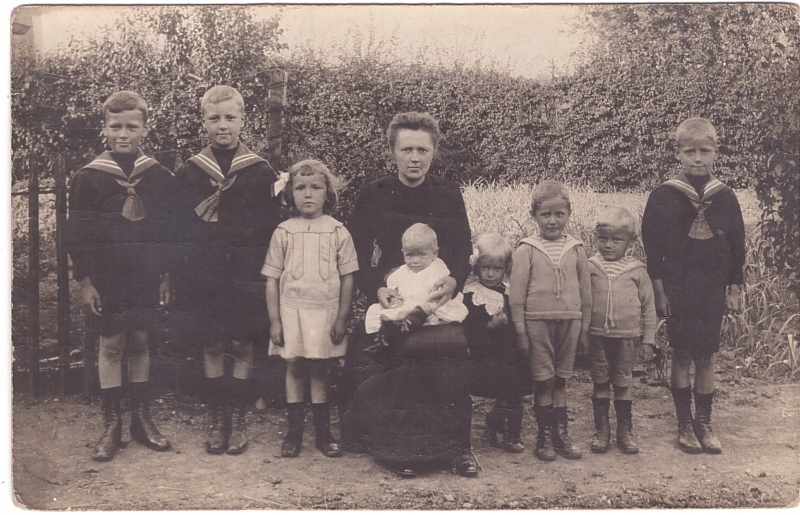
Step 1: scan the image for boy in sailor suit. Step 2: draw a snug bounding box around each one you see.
[174,85,282,455]
[68,91,175,461]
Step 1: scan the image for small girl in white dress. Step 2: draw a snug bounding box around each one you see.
[263,160,358,458]
[364,223,468,333]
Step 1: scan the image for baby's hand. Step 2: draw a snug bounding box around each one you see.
[486,312,508,329]
[270,321,285,347]
[378,287,404,309]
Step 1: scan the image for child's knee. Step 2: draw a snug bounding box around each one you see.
[693,353,714,370]
[99,335,125,359]
[672,348,693,368]
[229,339,252,358]
[203,341,226,359]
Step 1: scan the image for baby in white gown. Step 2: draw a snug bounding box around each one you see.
[365,223,468,333]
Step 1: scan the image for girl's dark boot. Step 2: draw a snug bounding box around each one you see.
[551,406,582,459]
[614,400,639,454]
[591,398,611,453]
[671,386,702,454]
[227,377,250,455]
[312,402,342,457]
[503,403,525,453]
[130,382,171,451]
[205,377,228,454]
[693,390,722,454]
[93,387,123,462]
[282,402,305,458]
[533,405,556,462]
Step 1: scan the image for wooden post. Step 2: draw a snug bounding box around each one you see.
[267,69,288,173]
[55,154,70,395]
[27,157,40,396]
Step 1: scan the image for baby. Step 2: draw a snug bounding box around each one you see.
[365,223,468,333]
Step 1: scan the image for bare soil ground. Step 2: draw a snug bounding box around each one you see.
[12,371,800,510]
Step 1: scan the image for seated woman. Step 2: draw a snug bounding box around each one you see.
[344,112,477,478]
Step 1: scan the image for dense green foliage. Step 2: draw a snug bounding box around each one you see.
[11,4,798,283]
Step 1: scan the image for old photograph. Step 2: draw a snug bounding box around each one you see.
[8,2,800,510]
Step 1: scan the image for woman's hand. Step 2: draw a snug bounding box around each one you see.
[378,287,404,309]
[486,312,508,329]
[270,321,285,347]
[427,276,457,308]
[330,318,347,345]
[158,273,171,307]
[79,277,102,315]
[726,284,741,315]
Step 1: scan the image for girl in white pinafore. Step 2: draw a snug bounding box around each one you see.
[263,160,358,459]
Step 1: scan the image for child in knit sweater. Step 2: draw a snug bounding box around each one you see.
[509,180,591,462]
[587,207,657,455]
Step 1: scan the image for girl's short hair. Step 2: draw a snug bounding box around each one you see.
[201,85,245,115]
[282,159,340,217]
[596,207,638,238]
[675,117,718,147]
[471,233,513,275]
[531,180,571,214]
[386,112,442,152]
[103,91,148,123]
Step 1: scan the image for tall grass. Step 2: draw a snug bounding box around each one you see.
[462,181,798,381]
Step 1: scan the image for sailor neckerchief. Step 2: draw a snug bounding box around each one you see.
[81,150,159,221]
[663,173,727,240]
[189,143,267,222]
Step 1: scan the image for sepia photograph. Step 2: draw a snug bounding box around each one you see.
[7,2,800,510]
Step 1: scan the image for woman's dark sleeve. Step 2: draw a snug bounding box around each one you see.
[67,171,97,281]
[347,185,377,296]
[447,185,473,292]
[641,188,667,281]
[726,191,746,286]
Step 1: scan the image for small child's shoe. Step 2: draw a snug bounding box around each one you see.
[502,437,525,454]
[614,400,639,454]
[591,398,611,453]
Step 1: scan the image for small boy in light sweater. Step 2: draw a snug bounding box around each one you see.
[587,207,657,454]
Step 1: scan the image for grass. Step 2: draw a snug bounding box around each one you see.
[462,181,798,381]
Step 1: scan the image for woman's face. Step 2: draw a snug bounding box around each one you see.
[392,129,434,187]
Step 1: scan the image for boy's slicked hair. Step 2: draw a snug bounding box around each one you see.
[201,85,245,115]
[675,117,718,146]
[472,233,513,275]
[387,112,442,152]
[402,223,438,250]
[596,207,638,238]
[282,159,340,216]
[531,179,571,214]
[103,91,148,123]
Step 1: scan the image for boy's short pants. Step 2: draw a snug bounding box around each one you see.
[588,335,635,387]
[524,319,581,381]
[90,274,161,338]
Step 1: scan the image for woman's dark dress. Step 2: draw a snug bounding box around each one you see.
[343,174,473,468]
[641,179,745,356]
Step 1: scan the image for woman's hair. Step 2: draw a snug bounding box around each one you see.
[386,112,442,152]
[530,180,571,214]
[596,207,638,238]
[675,117,718,147]
[282,159,340,217]
[103,91,148,123]
[200,85,245,115]
[471,233,513,275]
